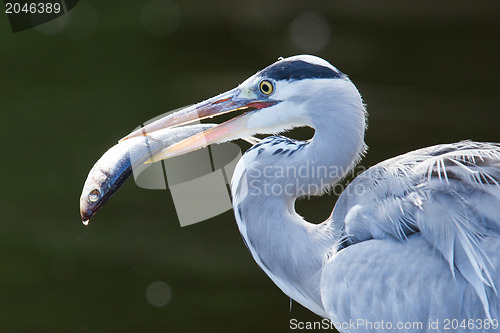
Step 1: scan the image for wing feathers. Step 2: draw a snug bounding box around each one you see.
[338,141,500,319]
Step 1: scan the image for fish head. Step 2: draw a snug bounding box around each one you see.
[79,153,131,224]
[80,167,113,224]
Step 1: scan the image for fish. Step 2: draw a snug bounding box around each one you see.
[79,123,216,224]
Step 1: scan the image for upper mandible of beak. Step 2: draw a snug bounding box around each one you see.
[120,87,279,161]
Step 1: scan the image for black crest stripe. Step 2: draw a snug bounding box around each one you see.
[259,60,343,81]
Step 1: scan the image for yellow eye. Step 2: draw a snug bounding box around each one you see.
[259,80,274,95]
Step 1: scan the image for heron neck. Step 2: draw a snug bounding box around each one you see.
[231,101,366,316]
[233,185,336,317]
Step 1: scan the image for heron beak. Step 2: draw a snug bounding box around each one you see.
[120,87,278,162]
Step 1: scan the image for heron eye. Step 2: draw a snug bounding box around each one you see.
[259,80,274,95]
[88,189,100,203]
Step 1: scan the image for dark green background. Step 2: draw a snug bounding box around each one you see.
[1,1,499,332]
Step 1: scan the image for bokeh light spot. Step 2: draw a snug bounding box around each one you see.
[33,1,98,38]
[289,11,330,52]
[145,281,172,307]
[64,1,98,39]
[34,12,70,35]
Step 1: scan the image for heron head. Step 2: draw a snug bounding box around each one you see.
[121,55,362,162]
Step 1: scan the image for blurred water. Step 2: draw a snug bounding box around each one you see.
[1,1,499,332]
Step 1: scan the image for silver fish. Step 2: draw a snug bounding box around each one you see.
[79,124,216,224]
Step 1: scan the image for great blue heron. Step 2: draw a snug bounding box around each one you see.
[85,55,500,332]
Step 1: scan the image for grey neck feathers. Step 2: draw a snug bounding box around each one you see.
[231,91,366,316]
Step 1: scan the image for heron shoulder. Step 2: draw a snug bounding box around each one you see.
[330,140,500,320]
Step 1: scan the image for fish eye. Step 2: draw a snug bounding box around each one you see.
[259,80,274,95]
[88,189,100,203]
